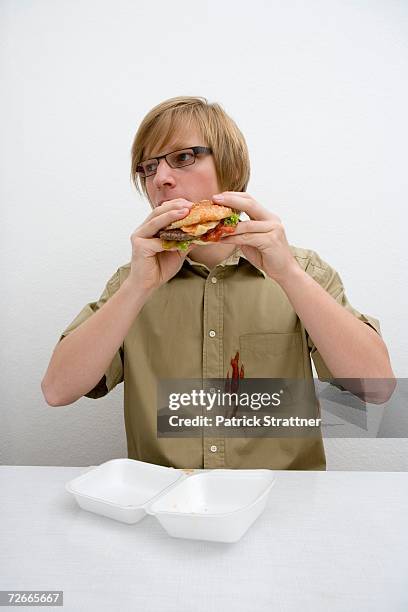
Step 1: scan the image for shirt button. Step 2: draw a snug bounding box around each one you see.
[209,388,216,394]
[210,445,217,453]
[211,277,217,284]
[209,330,216,338]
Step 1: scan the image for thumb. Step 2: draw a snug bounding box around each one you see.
[178,244,195,260]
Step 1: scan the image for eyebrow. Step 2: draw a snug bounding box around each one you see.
[146,142,194,159]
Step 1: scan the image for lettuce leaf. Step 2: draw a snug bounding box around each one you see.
[223,213,240,226]
[177,240,193,251]
[162,239,193,251]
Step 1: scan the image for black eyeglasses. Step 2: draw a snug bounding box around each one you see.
[136,146,212,178]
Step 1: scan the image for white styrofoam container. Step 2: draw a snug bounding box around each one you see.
[146,469,276,543]
[65,459,276,543]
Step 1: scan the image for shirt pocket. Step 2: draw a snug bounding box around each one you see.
[239,332,304,378]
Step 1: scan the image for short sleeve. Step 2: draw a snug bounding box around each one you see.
[303,252,382,381]
[58,269,124,399]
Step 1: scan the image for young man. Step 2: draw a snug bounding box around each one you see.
[41,96,395,470]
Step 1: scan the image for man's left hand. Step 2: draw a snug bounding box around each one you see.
[212,192,297,283]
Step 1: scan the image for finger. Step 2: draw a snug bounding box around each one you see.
[135,236,167,253]
[221,231,276,248]
[137,206,192,239]
[135,236,192,255]
[212,192,280,222]
[142,236,197,257]
[166,242,195,254]
[144,198,194,222]
[231,220,280,235]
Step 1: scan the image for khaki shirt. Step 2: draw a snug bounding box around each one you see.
[59,245,381,470]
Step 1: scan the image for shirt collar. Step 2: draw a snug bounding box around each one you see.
[185,247,267,278]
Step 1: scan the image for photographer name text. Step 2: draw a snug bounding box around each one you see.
[168,415,321,428]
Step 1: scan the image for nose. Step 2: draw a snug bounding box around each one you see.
[152,158,176,189]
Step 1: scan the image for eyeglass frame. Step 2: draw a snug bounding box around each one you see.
[136,146,213,178]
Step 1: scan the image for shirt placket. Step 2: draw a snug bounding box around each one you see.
[202,266,226,468]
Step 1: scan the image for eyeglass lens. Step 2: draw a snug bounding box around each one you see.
[138,149,196,177]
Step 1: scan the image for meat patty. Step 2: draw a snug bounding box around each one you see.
[158,229,196,241]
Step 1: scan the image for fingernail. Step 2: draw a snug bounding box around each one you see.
[213,194,224,202]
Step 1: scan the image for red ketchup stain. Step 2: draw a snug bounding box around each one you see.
[224,351,245,417]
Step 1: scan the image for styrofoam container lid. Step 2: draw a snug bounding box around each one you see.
[65,458,184,511]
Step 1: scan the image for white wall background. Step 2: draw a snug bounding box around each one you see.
[1,0,407,469]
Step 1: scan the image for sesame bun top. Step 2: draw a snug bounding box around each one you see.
[166,199,233,230]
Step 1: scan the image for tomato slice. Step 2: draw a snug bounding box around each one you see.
[202,224,237,242]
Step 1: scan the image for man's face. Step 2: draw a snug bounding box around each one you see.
[145,125,221,209]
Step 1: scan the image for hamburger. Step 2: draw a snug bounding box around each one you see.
[157,200,240,251]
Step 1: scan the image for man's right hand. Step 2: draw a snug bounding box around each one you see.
[126,198,195,294]
[41,198,196,406]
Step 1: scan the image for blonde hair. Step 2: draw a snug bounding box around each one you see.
[130,96,250,200]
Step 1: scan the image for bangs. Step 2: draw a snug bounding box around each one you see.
[142,109,206,160]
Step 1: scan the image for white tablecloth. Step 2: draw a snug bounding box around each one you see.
[0,466,407,612]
